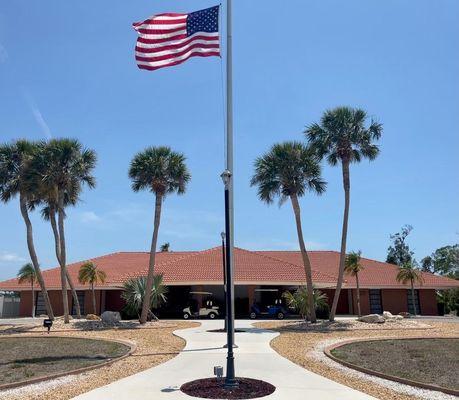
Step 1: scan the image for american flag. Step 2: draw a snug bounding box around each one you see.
[133,6,220,71]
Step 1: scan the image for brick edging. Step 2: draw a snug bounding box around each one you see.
[324,336,459,397]
[0,335,137,391]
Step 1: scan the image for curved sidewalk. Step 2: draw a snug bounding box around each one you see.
[73,320,376,400]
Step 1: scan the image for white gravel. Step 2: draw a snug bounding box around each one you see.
[0,374,81,400]
[310,338,458,400]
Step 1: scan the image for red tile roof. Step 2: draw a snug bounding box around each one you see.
[0,247,457,291]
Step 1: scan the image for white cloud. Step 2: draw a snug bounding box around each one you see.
[21,88,52,139]
[0,43,8,63]
[0,251,26,263]
[79,211,102,223]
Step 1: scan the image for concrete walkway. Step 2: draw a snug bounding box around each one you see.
[73,320,376,400]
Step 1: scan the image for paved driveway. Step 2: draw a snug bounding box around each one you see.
[73,319,375,400]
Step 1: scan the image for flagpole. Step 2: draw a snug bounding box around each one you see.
[221,0,238,389]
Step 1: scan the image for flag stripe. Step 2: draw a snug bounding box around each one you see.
[137,51,220,71]
[136,42,220,62]
[136,37,219,53]
[136,32,218,47]
[137,26,186,35]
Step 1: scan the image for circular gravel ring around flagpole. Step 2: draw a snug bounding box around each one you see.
[180,377,275,399]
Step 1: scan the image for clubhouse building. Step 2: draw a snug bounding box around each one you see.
[0,246,458,318]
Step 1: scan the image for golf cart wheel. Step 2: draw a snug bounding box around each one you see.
[183,313,191,320]
[249,312,257,319]
[208,312,217,319]
[277,312,285,320]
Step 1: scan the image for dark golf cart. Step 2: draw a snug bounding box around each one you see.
[249,289,288,319]
[183,291,220,319]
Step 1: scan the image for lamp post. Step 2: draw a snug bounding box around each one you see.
[221,231,228,333]
[220,169,237,388]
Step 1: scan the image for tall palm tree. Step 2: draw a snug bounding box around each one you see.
[129,146,190,324]
[344,251,364,317]
[305,106,382,321]
[121,275,168,320]
[0,140,54,319]
[17,263,37,317]
[396,262,424,316]
[32,139,96,323]
[251,142,326,323]
[78,262,106,315]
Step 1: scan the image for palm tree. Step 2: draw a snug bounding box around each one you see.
[344,251,364,317]
[78,262,106,315]
[283,286,328,320]
[129,146,190,324]
[0,140,54,319]
[160,242,170,252]
[396,262,424,316]
[17,263,37,317]
[32,139,96,323]
[121,275,168,320]
[305,106,382,321]
[251,142,326,323]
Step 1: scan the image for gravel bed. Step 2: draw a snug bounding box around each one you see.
[0,320,199,400]
[256,320,459,400]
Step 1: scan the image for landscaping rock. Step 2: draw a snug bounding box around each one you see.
[358,314,385,324]
[398,312,411,318]
[382,311,403,321]
[86,314,101,321]
[101,311,121,324]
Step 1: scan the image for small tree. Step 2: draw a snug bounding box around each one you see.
[160,243,170,252]
[17,263,37,317]
[283,286,328,320]
[396,261,424,316]
[344,251,364,317]
[122,275,168,320]
[78,262,106,315]
[386,225,415,266]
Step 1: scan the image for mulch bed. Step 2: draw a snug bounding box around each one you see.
[180,377,275,399]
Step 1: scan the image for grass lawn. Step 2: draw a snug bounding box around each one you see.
[0,337,130,386]
[331,338,459,392]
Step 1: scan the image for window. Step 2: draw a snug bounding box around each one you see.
[35,292,47,316]
[71,291,85,316]
[407,289,421,314]
[369,289,382,314]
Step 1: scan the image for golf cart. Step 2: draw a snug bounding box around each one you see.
[249,289,288,320]
[183,291,220,319]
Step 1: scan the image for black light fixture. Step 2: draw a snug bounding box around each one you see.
[220,169,237,388]
[43,318,53,334]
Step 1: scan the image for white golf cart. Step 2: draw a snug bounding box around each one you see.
[183,291,220,319]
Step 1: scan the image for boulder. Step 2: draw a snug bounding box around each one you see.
[382,311,393,319]
[358,314,385,324]
[101,311,121,324]
[86,314,101,321]
[398,312,411,318]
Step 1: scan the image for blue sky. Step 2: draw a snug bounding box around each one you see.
[0,0,458,280]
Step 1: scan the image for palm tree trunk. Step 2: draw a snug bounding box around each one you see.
[19,195,54,320]
[355,273,361,317]
[290,194,317,323]
[92,283,97,315]
[49,208,81,319]
[140,193,163,324]
[330,160,351,321]
[57,191,70,323]
[411,279,417,317]
[31,280,35,318]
